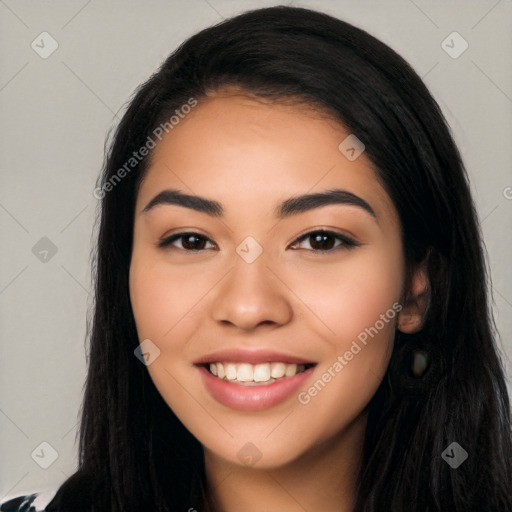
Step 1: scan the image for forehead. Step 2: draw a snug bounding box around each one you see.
[136,92,397,224]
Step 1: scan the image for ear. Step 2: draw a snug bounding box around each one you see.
[397,256,431,334]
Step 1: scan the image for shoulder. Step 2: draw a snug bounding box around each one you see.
[0,490,57,512]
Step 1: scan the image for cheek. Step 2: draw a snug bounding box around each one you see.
[285,248,402,436]
[129,258,204,408]
[129,256,210,341]
[285,246,404,345]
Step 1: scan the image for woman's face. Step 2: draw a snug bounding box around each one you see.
[129,89,406,469]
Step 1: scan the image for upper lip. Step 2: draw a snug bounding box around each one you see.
[194,348,316,365]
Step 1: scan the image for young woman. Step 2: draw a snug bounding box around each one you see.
[2,5,511,512]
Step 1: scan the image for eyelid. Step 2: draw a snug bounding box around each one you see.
[290,226,359,245]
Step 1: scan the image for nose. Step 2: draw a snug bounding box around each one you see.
[211,257,293,332]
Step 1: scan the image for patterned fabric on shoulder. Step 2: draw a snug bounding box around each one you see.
[0,490,57,512]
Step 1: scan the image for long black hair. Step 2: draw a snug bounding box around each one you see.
[48,5,512,512]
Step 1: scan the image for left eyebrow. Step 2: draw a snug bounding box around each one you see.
[141,188,377,220]
[276,188,376,220]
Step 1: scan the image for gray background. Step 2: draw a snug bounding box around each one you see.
[1,0,511,500]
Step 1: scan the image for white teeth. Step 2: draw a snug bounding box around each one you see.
[270,362,286,379]
[285,363,297,377]
[225,363,237,380]
[207,361,310,383]
[237,363,253,382]
[254,363,271,382]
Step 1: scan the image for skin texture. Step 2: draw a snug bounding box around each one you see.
[129,87,429,512]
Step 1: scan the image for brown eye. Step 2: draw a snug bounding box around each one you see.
[158,232,216,251]
[158,229,359,254]
[289,230,359,252]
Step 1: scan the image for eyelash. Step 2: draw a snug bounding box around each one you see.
[157,229,360,254]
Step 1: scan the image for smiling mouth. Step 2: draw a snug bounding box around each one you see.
[202,361,316,386]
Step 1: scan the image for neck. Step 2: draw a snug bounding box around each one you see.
[203,413,366,512]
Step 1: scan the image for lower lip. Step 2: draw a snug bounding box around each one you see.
[198,365,315,411]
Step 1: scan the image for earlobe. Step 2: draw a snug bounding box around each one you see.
[397,258,431,334]
[397,312,424,333]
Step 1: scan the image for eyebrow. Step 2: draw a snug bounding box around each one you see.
[142,188,377,220]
